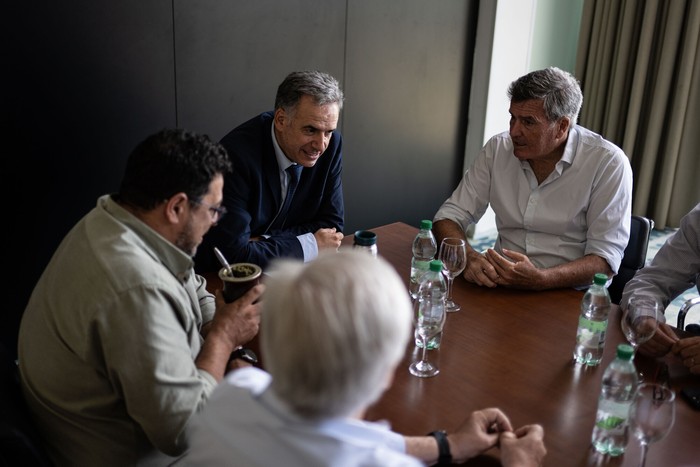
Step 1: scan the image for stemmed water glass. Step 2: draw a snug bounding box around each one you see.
[621,296,660,356]
[438,238,467,312]
[628,383,676,467]
[409,295,447,377]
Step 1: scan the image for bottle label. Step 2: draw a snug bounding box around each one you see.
[411,259,431,273]
[574,316,608,365]
[595,398,631,429]
[595,413,626,429]
[592,399,632,455]
[409,260,431,296]
[578,316,608,333]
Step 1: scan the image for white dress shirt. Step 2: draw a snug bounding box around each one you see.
[182,367,422,467]
[620,203,700,318]
[434,125,633,273]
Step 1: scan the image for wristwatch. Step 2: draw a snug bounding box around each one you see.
[428,430,452,466]
[229,347,258,365]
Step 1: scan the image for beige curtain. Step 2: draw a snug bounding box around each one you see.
[575,0,700,228]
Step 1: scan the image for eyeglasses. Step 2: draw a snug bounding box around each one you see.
[191,199,227,222]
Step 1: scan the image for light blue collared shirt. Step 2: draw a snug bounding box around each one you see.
[269,123,318,262]
[182,366,420,467]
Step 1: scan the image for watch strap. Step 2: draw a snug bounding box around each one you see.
[428,430,452,465]
[229,347,258,365]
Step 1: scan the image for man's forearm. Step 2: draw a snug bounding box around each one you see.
[433,219,467,247]
[404,436,440,465]
[538,254,611,290]
[195,329,236,382]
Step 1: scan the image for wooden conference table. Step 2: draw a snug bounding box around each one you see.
[205,222,699,466]
[351,223,698,467]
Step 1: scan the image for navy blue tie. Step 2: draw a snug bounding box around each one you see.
[272,165,302,230]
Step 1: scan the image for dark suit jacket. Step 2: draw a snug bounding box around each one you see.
[195,111,344,272]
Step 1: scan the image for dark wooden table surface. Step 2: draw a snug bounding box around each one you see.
[203,222,699,466]
[345,222,699,467]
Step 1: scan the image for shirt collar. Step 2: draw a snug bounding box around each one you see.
[271,121,297,172]
[101,195,194,282]
[558,125,580,168]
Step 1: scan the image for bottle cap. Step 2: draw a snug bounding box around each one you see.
[429,259,443,272]
[420,219,433,230]
[593,273,608,285]
[616,343,634,360]
[353,230,377,246]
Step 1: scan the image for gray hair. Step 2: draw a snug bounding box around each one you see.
[274,70,344,113]
[261,250,412,420]
[507,66,583,123]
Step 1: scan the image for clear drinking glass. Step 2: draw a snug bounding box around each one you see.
[438,238,467,312]
[621,296,660,354]
[629,383,676,467]
[409,296,447,377]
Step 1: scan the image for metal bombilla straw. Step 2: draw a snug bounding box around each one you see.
[213,247,233,276]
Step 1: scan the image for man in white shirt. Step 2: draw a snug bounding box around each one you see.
[434,67,632,290]
[621,203,700,375]
[183,251,547,466]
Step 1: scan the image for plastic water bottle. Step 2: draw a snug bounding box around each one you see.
[591,343,639,456]
[409,220,437,301]
[353,230,378,257]
[573,273,611,366]
[414,259,446,349]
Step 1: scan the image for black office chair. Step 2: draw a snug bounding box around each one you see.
[678,296,700,335]
[0,342,54,467]
[608,215,654,305]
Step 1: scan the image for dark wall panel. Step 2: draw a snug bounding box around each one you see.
[174,0,347,141]
[4,0,476,356]
[175,0,477,236]
[6,1,176,356]
[342,0,476,234]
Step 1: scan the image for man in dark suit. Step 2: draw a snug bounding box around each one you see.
[195,71,345,272]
